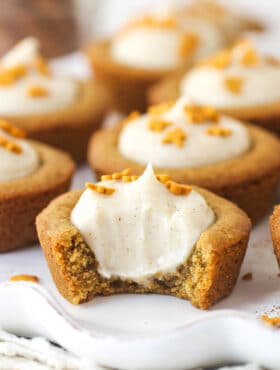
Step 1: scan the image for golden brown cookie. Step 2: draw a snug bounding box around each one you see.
[0,141,75,251]
[270,206,280,268]
[88,124,280,224]
[86,41,190,114]
[7,81,110,163]
[36,186,251,310]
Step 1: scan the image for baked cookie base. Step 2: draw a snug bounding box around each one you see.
[270,206,280,268]
[0,142,75,252]
[36,188,251,309]
[86,41,187,114]
[88,125,280,224]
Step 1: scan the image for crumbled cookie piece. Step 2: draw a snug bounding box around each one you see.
[224,77,243,94]
[162,127,187,147]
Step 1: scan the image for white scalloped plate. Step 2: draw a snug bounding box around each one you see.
[0,166,279,370]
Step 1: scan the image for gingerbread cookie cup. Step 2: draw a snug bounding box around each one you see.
[36,183,251,310]
[86,40,187,114]
[8,81,110,163]
[89,123,280,224]
[0,141,75,252]
[270,206,280,267]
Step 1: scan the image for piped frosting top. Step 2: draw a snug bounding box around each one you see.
[0,38,77,116]
[180,39,280,108]
[110,6,225,70]
[118,97,250,168]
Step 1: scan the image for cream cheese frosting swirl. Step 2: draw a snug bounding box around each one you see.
[181,40,280,108]
[71,164,214,282]
[0,121,39,182]
[118,97,250,168]
[111,8,225,70]
[0,38,77,116]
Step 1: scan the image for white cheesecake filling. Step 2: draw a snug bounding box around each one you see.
[118,97,250,168]
[71,164,214,282]
[0,128,39,182]
[181,40,280,108]
[181,63,280,108]
[111,27,187,70]
[111,10,224,70]
[0,38,77,116]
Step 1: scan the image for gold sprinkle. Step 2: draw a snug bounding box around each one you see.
[86,182,115,195]
[224,77,243,94]
[241,49,259,67]
[148,118,172,132]
[34,56,51,76]
[0,64,27,85]
[200,50,231,69]
[166,180,192,196]
[121,111,140,127]
[125,16,177,30]
[162,128,186,147]
[0,120,26,138]
[156,174,170,184]
[148,101,175,116]
[206,126,232,137]
[27,85,49,97]
[184,104,219,124]
[122,175,132,182]
[9,274,39,283]
[101,169,132,182]
[179,33,200,58]
[131,175,139,181]
[0,135,22,154]
[261,315,280,327]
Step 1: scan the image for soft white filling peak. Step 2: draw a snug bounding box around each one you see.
[118,97,250,168]
[71,164,214,282]
[0,38,77,115]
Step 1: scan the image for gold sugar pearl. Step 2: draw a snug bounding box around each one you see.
[0,120,26,138]
[148,101,175,116]
[206,126,232,137]
[34,56,51,76]
[0,64,27,86]
[121,111,140,127]
[148,118,172,132]
[156,174,170,184]
[86,182,115,195]
[162,128,187,147]
[166,180,192,196]
[179,32,200,58]
[0,135,22,154]
[27,85,49,98]
[224,77,243,94]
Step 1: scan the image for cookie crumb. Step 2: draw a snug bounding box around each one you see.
[242,272,253,281]
[224,76,243,94]
[9,274,39,283]
[261,314,280,327]
[162,127,187,147]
